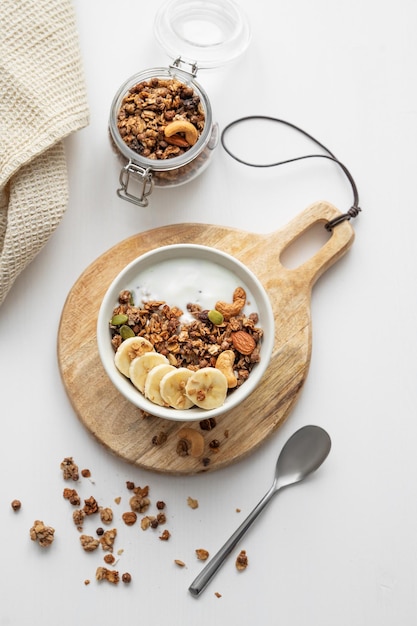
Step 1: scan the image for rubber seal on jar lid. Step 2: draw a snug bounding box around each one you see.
[154,0,251,69]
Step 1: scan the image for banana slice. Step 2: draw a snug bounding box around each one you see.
[129,352,169,393]
[185,367,228,410]
[144,363,176,406]
[114,336,154,378]
[159,368,195,410]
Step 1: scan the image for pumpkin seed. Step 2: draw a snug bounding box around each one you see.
[208,309,224,325]
[120,325,135,339]
[111,313,129,326]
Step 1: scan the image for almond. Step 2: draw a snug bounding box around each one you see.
[231,330,256,355]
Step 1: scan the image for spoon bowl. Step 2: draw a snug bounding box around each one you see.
[274,424,332,490]
[188,425,331,597]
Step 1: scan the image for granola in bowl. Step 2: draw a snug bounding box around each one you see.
[97,244,274,421]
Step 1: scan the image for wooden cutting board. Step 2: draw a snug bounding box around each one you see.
[57,201,354,474]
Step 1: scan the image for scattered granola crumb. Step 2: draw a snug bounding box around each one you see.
[60,457,79,481]
[84,579,90,586]
[126,481,135,490]
[99,507,113,524]
[174,559,186,567]
[152,431,168,445]
[96,527,104,536]
[114,496,121,505]
[235,549,248,571]
[30,520,55,547]
[73,509,85,531]
[96,566,119,584]
[63,488,80,506]
[81,468,91,478]
[195,549,209,561]
[83,496,99,516]
[100,528,117,552]
[187,496,199,509]
[159,529,171,541]
[140,515,154,530]
[122,511,137,526]
[117,549,124,556]
[199,417,217,431]
[11,499,21,511]
[215,592,222,598]
[129,493,150,514]
[80,535,99,552]
[122,572,132,584]
[236,508,241,513]
[156,500,166,510]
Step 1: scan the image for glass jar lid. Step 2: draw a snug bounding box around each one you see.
[154,0,251,69]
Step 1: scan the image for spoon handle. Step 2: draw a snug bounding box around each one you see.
[188,483,276,597]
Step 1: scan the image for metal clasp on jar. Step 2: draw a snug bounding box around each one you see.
[169,56,198,78]
[117,161,154,207]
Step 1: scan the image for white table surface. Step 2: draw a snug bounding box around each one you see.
[1,0,416,624]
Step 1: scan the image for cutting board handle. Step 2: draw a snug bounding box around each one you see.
[273,201,355,288]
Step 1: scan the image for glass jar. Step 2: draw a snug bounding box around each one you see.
[108,0,251,207]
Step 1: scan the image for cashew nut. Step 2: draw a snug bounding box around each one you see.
[215,350,238,389]
[232,287,246,303]
[176,427,205,458]
[164,120,199,146]
[215,286,246,320]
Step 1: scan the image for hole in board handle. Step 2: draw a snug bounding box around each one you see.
[280,222,331,270]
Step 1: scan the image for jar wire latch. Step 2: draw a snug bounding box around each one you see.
[169,56,198,78]
[117,161,154,207]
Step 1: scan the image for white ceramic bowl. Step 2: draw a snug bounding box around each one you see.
[97,244,274,421]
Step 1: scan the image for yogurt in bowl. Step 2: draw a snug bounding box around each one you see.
[97,244,274,421]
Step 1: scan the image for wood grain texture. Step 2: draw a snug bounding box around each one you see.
[57,201,354,474]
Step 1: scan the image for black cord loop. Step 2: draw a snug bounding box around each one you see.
[220,116,361,231]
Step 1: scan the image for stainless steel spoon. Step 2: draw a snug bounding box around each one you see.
[188,424,331,597]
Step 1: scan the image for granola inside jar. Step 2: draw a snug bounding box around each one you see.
[108,0,251,207]
[109,64,218,206]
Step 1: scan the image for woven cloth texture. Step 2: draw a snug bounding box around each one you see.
[0,0,89,306]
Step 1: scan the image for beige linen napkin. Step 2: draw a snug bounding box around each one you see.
[0,0,89,306]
